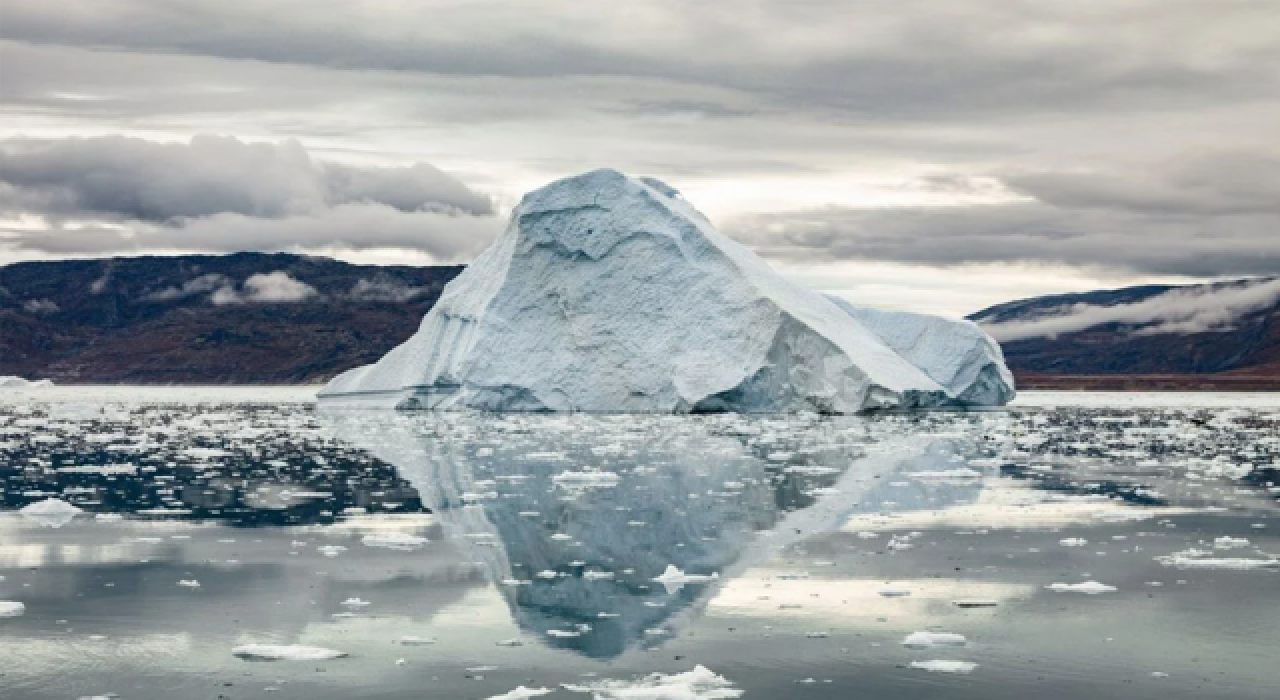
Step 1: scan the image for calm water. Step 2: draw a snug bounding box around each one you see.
[1,388,1277,699]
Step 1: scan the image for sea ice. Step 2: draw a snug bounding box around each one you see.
[486,686,553,700]
[902,631,968,648]
[1046,581,1117,594]
[231,644,348,661]
[19,498,83,528]
[319,169,1014,413]
[561,665,743,699]
[653,564,719,593]
[0,601,25,618]
[909,660,978,674]
[361,532,428,550]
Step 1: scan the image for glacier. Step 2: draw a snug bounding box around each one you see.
[319,169,1014,412]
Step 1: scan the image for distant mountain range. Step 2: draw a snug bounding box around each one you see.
[0,253,461,384]
[3,253,1277,388]
[968,277,1280,389]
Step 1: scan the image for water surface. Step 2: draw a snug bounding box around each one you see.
[1,388,1277,699]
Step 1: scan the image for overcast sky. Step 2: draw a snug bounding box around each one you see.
[2,0,1278,316]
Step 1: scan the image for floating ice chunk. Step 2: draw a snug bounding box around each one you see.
[486,686,553,700]
[232,644,347,661]
[910,660,978,674]
[398,636,436,646]
[952,599,999,608]
[19,498,82,528]
[903,631,967,648]
[907,468,983,480]
[56,464,137,475]
[361,533,428,550]
[552,470,621,489]
[1156,555,1278,570]
[652,565,719,593]
[561,665,742,699]
[1046,581,1117,594]
[0,601,25,618]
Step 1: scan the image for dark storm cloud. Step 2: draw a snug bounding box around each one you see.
[727,150,1280,277]
[0,134,493,223]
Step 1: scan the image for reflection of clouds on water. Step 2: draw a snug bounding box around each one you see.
[322,412,1005,659]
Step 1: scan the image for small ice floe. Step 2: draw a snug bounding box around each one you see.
[1046,581,1117,594]
[1060,538,1088,547]
[902,631,967,649]
[19,498,83,528]
[552,470,620,489]
[0,601,26,618]
[1213,536,1250,550]
[232,644,347,661]
[652,565,718,593]
[952,599,998,608]
[177,580,201,588]
[57,464,137,476]
[561,665,741,698]
[398,636,436,646]
[361,533,428,551]
[1156,554,1279,570]
[910,660,978,674]
[486,686,553,700]
[907,468,983,480]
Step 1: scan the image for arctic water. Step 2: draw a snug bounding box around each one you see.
[1,388,1277,699]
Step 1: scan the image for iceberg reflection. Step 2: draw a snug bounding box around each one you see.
[322,411,1000,658]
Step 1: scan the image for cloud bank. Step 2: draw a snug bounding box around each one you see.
[0,134,500,262]
[979,277,1280,341]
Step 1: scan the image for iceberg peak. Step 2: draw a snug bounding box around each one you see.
[319,170,1014,412]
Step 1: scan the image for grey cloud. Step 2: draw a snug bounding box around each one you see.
[726,150,1280,277]
[5,202,502,262]
[0,134,493,223]
[348,277,427,303]
[211,271,319,305]
[978,277,1280,341]
[144,273,230,302]
[4,1,1279,120]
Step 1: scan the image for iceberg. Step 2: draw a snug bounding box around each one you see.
[320,169,1014,412]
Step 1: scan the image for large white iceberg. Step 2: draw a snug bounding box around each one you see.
[319,169,1014,412]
